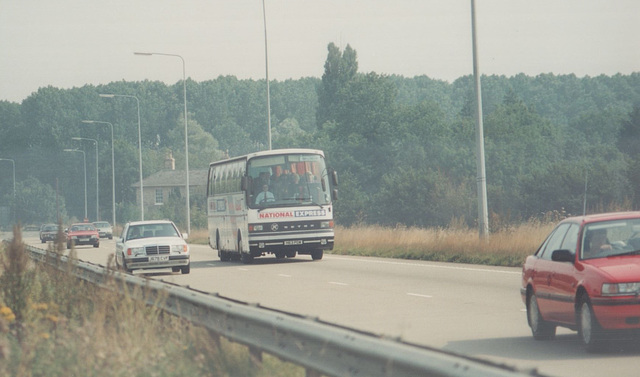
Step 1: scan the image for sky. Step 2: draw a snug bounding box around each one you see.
[1,0,639,103]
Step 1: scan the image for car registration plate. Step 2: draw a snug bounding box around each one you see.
[284,240,303,246]
[149,255,169,262]
[80,237,89,241]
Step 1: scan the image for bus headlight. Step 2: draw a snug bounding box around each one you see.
[249,225,263,232]
[320,221,333,229]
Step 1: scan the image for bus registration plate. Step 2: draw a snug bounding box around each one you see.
[284,240,303,246]
[149,255,169,262]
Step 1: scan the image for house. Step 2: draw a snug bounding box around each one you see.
[132,152,208,208]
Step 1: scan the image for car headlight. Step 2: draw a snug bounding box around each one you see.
[171,244,188,253]
[127,247,144,256]
[602,282,640,296]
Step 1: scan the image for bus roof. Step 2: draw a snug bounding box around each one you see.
[208,148,325,167]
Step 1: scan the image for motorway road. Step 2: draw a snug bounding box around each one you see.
[12,232,640,377]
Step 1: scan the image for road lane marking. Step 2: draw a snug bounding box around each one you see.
[407,293,433,298]
[329,281,348,286]
[238,268,250,271]
[278,274,292,278]
[325,255,520,275]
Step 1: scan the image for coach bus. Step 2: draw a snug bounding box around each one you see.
[207,148,338,263]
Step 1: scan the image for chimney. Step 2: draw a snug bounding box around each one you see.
[164,151,175,170]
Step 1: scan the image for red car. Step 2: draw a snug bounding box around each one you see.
[65,223,100,249]
[521,211,640,351]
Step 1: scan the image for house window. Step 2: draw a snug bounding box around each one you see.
[155,189,164,205]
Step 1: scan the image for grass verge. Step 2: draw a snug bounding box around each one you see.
[188,220,555,267]
[0,226,303,377]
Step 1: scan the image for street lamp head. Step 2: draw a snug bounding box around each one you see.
[63,149,79,152]
[99,94,115,98]
[134,52,153,56]
[81,120,94,124]
[71,137,82,141]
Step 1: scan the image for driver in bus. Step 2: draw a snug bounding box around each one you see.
[255,184,275,204]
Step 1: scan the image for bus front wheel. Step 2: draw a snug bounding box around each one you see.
[311,249,323,260]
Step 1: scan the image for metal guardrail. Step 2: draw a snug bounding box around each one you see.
[21,243,546,377]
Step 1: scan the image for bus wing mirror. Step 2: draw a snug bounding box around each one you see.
[332,188,339,201]
[331,170,339,186]
[241,176,248,191]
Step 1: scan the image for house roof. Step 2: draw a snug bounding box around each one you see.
[132,168,208,188]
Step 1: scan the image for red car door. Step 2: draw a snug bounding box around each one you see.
[547,223,580,324]
[532,223,572,321]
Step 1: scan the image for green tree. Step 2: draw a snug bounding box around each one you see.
[14,177,67,225]
[317,43,358,128]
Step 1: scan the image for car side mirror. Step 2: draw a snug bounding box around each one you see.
[182,233,189,240]
[551,249,574,262]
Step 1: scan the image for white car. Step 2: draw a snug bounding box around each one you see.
[93,221,113,240]
[115,220,190,274]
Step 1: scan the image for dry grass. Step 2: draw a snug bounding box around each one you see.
[332,220,556,267]
[187,218,556,267]
[0,227,304,377]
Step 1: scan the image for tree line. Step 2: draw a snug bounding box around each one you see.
[1,43,639,231]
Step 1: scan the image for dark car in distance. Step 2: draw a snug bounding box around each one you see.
[39,223,59,243]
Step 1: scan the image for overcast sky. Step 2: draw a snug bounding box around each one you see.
[1,0,638,103]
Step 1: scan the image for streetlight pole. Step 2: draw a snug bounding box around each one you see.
[82,120,116,228]
[0,158,15,223]
[72,137,99,221]
[134,51,190,234]
[470,0,489,238]
[100,93,144,221]
[63,149,87,220]
[262,0,272,150]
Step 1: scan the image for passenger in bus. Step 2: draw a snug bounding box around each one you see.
[294,184,310,201]
[255,184,275,204]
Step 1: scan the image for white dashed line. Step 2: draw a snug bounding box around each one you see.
[329,281,348,286]
[407,293,433,298]
[325,255,520,275]
[278,274,292,278]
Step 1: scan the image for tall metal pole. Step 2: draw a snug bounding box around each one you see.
[471,0,489,238]
[262,0,272,150]
[72,137,99,221]
[100,93,144,220]
[64,149,87,220]
[82,120,116,228]
[134,52,191,235]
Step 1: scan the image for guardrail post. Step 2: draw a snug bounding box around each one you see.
[249,345,263,366]
[306,368,322,377]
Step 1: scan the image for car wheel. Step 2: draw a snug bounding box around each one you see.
[275,251,285,259]
[311,249,323,260]
[67,241,71,250]
[41,239,45,243]
[527,292,556,340]
[286,251,296,258]
[181,264,190,274]
[93,242,99,248]
[579,295,603,352]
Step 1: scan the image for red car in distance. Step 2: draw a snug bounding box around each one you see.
[65,222,100,249]
[521,212,640,351]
